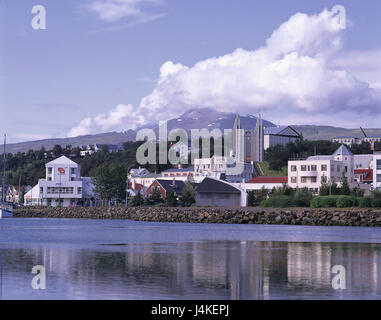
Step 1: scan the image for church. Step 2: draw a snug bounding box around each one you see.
[232,114,301,163]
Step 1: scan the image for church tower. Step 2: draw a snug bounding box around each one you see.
[232,114,241,158]
[251,115,264,162]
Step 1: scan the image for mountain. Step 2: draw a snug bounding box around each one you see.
[2,108,276,154]
[293,125,380,141]
[3,131,136,154]
[3,108,381,153]
[146,107,277,135]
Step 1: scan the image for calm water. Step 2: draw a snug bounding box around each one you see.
[1,218,381,300]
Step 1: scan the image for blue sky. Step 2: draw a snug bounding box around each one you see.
[1,0,381,143]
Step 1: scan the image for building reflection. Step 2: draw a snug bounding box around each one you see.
[1,240,381,299]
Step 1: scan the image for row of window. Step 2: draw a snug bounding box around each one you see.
[290,164,347,173]
[44,187,82,194]
[290,176,327,184]
[291,164,326,172]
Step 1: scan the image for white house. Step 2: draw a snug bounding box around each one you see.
[24,156,95,207]
[332,136,360,146]
[194,156,254,183]
[288,145,356,193]
[372,154,381,191]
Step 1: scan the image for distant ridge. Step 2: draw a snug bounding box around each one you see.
[3,108,381,153]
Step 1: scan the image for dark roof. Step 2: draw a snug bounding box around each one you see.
[156,179,185,193]
[333,145,353,156]
[196,178,241,194]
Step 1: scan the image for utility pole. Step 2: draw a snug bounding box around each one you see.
[1,134,6,204]
[125,170,129,207]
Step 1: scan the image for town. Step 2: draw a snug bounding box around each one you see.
[2,115,381,210]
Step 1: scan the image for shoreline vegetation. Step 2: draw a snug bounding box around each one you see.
[13,207,381,227]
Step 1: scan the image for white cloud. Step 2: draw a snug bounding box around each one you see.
[68,104,145,137]
[332,48,381,89]
[88,0,164,22]
[136,8,381,127]
[69,8,381,136]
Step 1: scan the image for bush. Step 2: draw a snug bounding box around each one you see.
[311,197,322,208]
[260,195,294,208]
[311,196,339,208]
[336,195,356,208]
[358,197,372,208]
[372,198,381,208]
[294,188,313,207]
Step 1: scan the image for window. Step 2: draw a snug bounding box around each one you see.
[71,168,76,175]
[301,165,307,171]
[291,165,297,172]
[321,165,327,171]
[47,177,52,181]
[377,160,381,170]
[77,187,82,194]
[301,177,307,183]
[48,167,52,174]
[311,165,317,171]
[321,176,327,183]
[377,175,381,183]
[40,187,43,194]
[291,177,297,183]
[47,187,74,194]
[311,177,317,183]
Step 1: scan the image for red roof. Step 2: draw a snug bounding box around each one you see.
[248,177,288,184]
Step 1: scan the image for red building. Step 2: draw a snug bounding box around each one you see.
[146,179,186,200]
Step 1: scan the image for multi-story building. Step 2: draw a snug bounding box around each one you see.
[372,154,381,190]
[288,145,355,193]
[24,156,95,207]
[194,156,253,183]
[332,136,360,146]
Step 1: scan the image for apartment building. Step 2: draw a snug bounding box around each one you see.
[372,154,381,190]
[194,156,254,183]
[288,145,355,193]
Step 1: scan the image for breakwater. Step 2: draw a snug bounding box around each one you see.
[13,206,381,227]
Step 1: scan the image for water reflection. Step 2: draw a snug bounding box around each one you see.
[1,241,381,299]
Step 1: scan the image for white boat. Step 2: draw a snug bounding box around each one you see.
[1,134,13,219]
[0,202,13,218]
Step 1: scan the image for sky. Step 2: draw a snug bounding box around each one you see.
[1,0,381,143]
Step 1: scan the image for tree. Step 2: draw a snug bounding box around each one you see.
[52,144,63,157]
[255,187,268,205]
[319,175,330,196]
[340,172,351,195]
[93,163,126,201]
[165,190,177,207]
[131,191,143,207]
[149,188,163,203]
[247,191,255,207]
[180,180,195,207]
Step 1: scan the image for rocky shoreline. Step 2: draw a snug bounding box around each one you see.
[12,206,381,227]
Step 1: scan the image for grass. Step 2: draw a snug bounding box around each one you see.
[257,162,288,177]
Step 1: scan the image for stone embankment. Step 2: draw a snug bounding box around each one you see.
[13,206,381,227]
